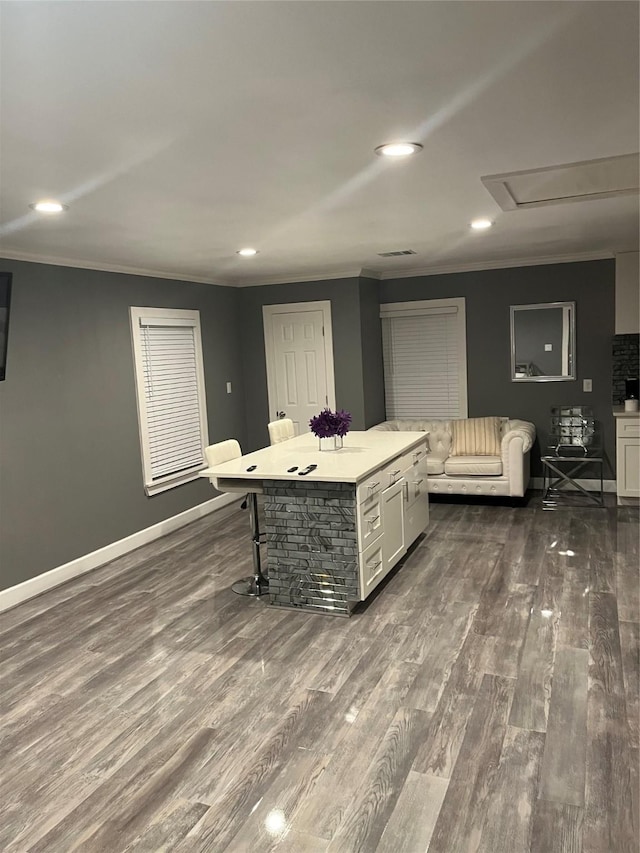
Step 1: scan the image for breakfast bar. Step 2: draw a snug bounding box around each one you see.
[200,430,429,616]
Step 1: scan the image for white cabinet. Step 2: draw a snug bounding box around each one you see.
[381,478,407,574]
[616,416,640,501]
[402,453,430,545]
[356,440,429,599]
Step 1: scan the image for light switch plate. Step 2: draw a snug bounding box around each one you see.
[226,381,232,394]
[583,379,592,392]
[544,343,553,352]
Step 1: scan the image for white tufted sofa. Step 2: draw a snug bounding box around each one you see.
[369,419,536,498]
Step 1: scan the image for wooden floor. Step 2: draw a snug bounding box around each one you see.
[1,496,638,852]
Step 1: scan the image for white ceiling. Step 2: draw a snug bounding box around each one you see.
[1,1,638,286]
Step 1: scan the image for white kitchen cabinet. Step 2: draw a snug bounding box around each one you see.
[381,478,407,574]
[402,453,430,545]
[355,439,429,599]
[616,413,640,502]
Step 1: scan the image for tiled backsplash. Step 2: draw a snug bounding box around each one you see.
[612,333,640,404]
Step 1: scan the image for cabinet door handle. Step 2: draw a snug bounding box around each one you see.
[404,481,409,501]
[368,481,380,493]
[367,515,380,527]
[369,559,382,570]
[413,478,424,486]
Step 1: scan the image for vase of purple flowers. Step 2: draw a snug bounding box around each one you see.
[309,408,352,451]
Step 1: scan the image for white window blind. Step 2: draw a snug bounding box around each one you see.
[381,299,468,420]
[130,308,209,495]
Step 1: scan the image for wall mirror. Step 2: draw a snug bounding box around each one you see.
[510,301,576,382]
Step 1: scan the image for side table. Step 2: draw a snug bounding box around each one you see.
[541,450,605,508]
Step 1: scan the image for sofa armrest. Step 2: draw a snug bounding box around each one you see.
[501,420,536,496]
[502,420,535,454]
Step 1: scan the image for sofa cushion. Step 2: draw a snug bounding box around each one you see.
[451,417,502,456]
[426,454,447,475]
[444,455,503,476]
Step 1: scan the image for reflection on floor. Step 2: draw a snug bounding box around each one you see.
[1,496,638,852]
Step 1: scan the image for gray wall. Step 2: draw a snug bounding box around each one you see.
[0,255,617,591]
[359,276,386,429]
[239,277,379,451]
[0,259,246,590]
[380,260,616,477]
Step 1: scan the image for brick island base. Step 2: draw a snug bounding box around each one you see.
[264,480,359,616]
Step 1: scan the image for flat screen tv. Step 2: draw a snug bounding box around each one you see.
[0,272,12,381]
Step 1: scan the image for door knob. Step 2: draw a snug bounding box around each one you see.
[277,411,286,418]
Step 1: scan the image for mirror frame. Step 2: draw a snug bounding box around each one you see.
[510,301,576,382]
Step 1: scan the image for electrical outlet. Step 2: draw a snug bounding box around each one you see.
[544,343,553,352]
[226,381,232,394]
[583,379,592,392]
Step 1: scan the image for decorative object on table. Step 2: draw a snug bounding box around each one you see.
[549,406,596,455]
[309,408,352,451]
[624,377,639,412]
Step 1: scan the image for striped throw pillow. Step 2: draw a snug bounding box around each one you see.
[450,417,502,456]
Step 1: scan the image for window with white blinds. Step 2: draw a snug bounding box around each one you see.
[381,298,468,420]
[130,307,209,495]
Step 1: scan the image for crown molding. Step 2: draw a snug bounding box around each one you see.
[373,250,615,280]
[0,248,618,289]
[233,268,364,287]
[0,249,232,287]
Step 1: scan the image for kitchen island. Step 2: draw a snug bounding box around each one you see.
[200,431,429,615]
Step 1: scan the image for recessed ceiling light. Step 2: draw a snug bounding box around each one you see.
[237,247,258,257]
[470,218,493,230]
[29,200,68,213]
[375,142,423,158]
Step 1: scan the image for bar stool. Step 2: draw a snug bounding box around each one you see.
[205,440,268,597]
[268,418,295,445]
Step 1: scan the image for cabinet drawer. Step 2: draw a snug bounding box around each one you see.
[358,469,385,503]
[357,491,383,550]
[357,459,402,502]
[397,442,428,475]
[617,418,640,438]
[384,460,405,489]
[359,536,385,598]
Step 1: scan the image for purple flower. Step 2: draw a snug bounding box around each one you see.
[309,408,352,438]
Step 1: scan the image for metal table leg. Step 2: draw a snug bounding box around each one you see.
[542,457,605,507]
[232,492,269,596]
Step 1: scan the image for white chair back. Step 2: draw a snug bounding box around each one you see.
[268,418,295,445]
[205,439,242,466]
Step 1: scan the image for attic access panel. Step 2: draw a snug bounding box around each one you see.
[482,153,639,210]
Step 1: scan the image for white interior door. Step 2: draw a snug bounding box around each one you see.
[264,301,336,436]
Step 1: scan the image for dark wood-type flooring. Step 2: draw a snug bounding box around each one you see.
[1,497,638,852]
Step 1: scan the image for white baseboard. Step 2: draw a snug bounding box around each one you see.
[0,492,240,613]
[531,477,617,493]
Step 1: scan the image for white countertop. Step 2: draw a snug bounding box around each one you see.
[613,406,640,418]
[199,430,428,486]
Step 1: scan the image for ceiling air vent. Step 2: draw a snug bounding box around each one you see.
[481,153,639,211]
[377,249,417,257]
